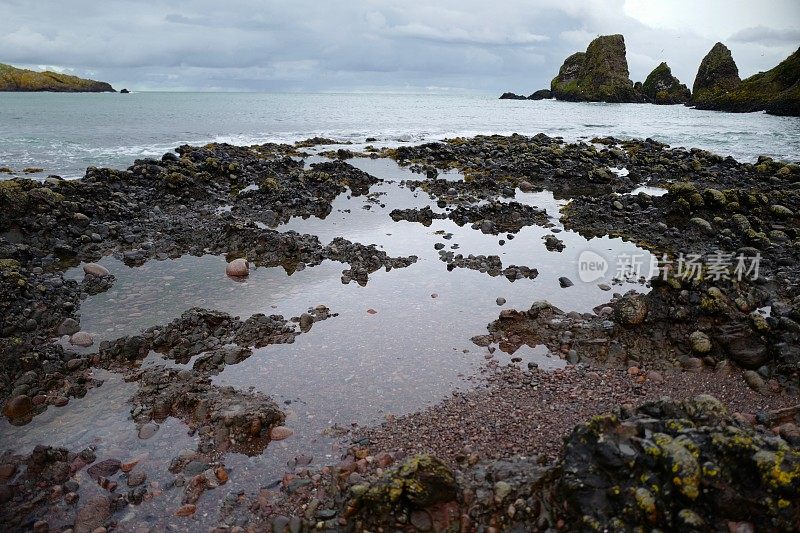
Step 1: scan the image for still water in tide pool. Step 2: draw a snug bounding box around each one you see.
[0,156,654,528]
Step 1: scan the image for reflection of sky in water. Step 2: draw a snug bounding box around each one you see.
[6,157,657,527]
[58,159,653,429]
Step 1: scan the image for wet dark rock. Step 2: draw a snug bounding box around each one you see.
[99,306,333,373]
[438,251,538,281]
[57,317,80,336]
[552,396,800,530]
[614,293,648,326]
[325,237,417,286]
[126,470,146,487]
[717,323,769,369]
[0,444,108,530]
[74,496,111,533]
[389,206,444,226]
[2,394,34,424]
[350,454,458,523]
[528,89,552,100]
[499,92,527,100]
[543,234,565,251]
[87,458,121,481]
[128,366,284,457]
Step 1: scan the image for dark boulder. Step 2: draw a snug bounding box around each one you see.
[351,455,457,520]
[554,395,800,531]
[715,322,770,369]
[499,92,528,100]
[528,89,552,100]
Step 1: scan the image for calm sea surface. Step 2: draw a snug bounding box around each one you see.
[1,92,799,178]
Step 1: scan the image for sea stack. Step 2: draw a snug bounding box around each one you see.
[641,62,691,104]
[550,34,643,103]
[690,42,741,107]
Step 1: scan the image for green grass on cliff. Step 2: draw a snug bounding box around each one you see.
[713,48,800,115]
[0,63,115,92]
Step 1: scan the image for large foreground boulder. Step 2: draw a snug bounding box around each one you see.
[550,34,643,103]
[554,395,800,530]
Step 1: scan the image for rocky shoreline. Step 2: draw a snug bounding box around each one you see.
[1,133,799,531]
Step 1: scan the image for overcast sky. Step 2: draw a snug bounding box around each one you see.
[1,0,798,93]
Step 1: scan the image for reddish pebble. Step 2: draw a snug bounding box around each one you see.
[627,366,639,376]
[225,258,249,277]
[83,262,110,277]
[270,426,293,441]
[375,452,394,468]
[120,460,138,473]
[70,331,93,347]
[175,504,197,517]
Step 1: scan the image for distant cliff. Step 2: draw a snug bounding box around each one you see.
[550,34,642,103]
[690,46,800,116]
[0,63,115,92]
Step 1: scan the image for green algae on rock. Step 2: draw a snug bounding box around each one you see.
[690,43,800,116]
[553,396,800,530]
[706,47,800,117]
[691,42,742,108]
[642,62,692,104]
[0,63,115,92]
[550,34,643,103]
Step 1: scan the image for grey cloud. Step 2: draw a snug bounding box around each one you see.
[0,1,797,93]
[730,26,800,46]
[388,23,549,46]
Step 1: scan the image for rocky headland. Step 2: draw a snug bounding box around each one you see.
[0,63,115,92]
[692,44,800,116]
